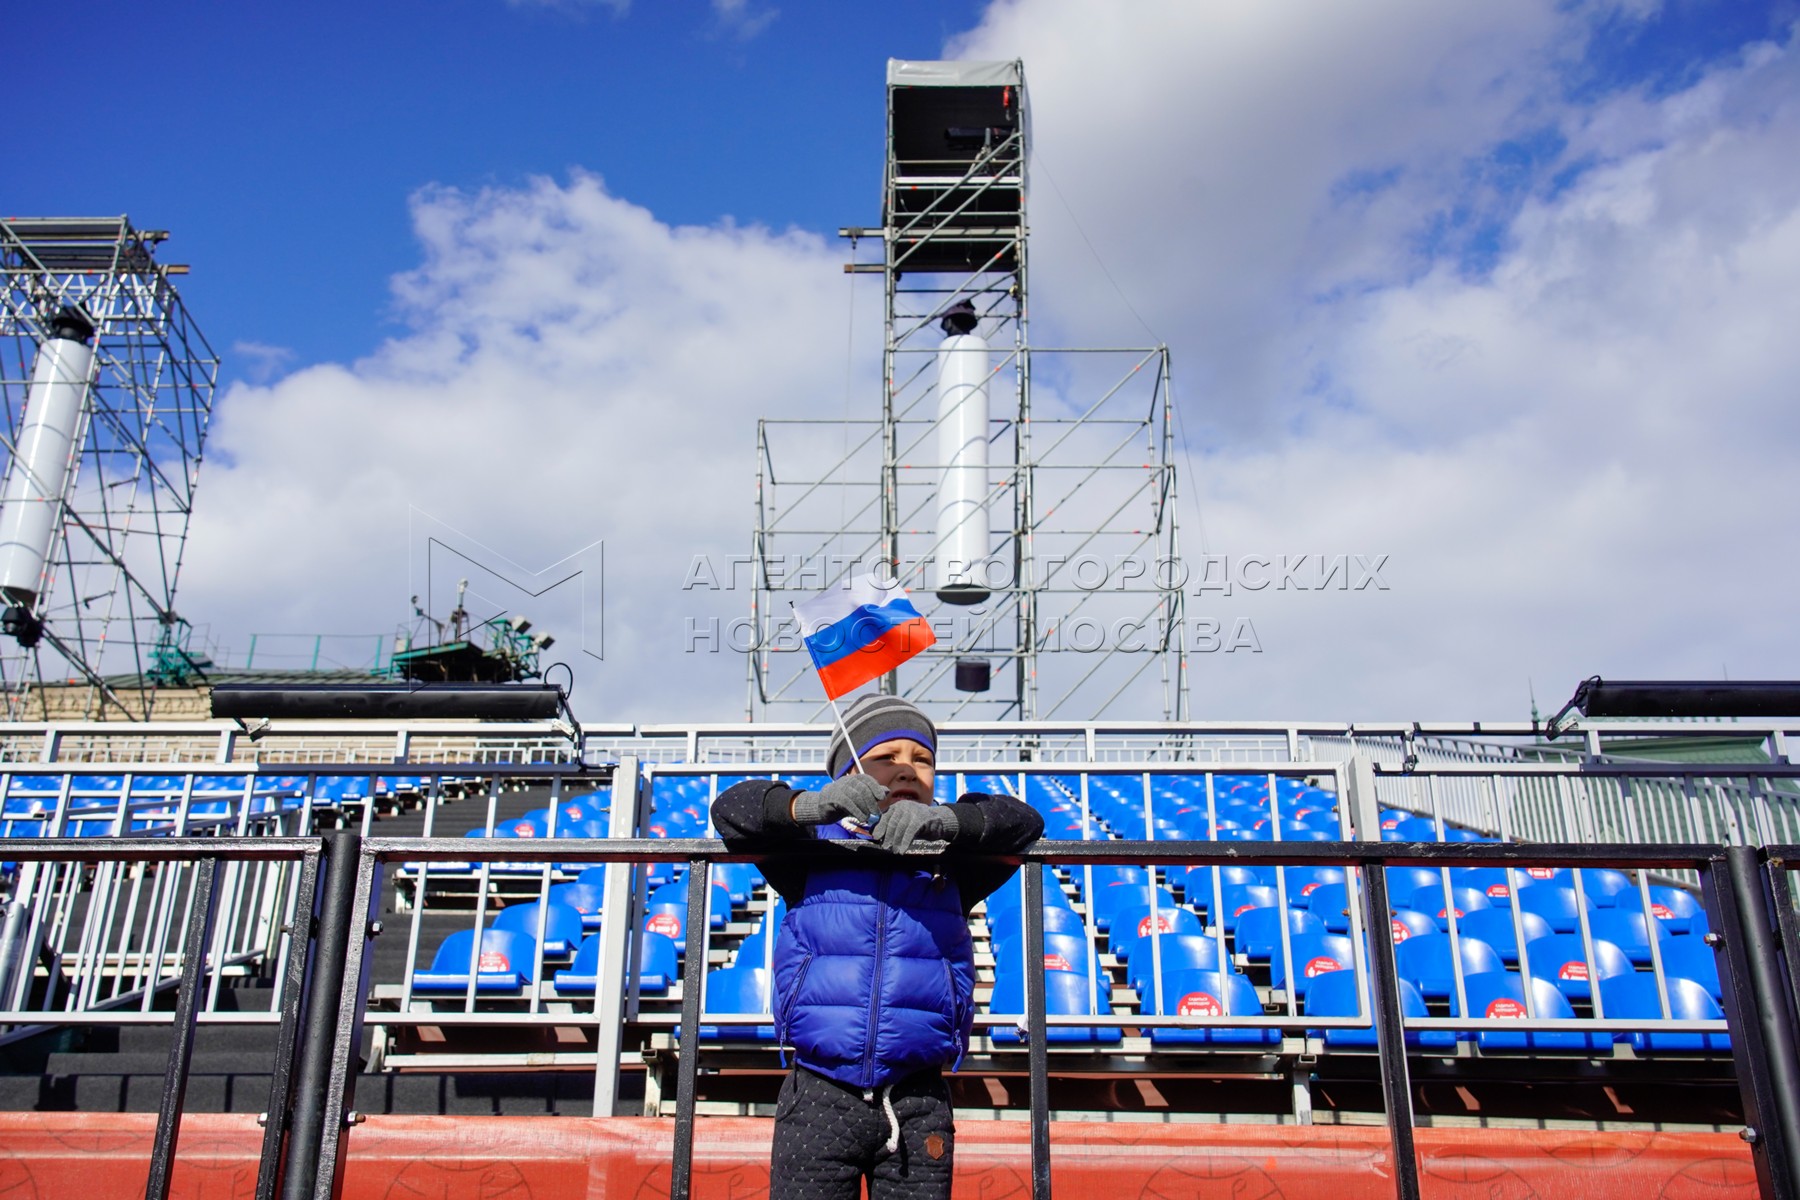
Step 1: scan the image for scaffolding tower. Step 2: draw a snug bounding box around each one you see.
[0,217,219,719]
[749,60,1189,722]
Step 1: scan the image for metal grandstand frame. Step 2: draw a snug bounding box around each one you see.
[0,217,219,720]
[5,721,1800,1197]
[748,60,1189,723]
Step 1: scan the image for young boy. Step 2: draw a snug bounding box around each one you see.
[710,694,1044,1200]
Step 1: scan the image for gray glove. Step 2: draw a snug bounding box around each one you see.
[791,774,887,826]
[871,800,959,854]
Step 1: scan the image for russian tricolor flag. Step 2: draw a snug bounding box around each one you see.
[795,573,937,700]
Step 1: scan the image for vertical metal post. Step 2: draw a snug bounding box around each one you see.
[1767,861,1800,1025]
[1023,860,1051,1200]
[1715,848,1800,1198]
[592,757,641,1117]
[0,860,40,1009]
[1360,861,1420,1200]
[284,831,364,1200]
[1347,756,1382,843]
[144,855,221,1200]
[670,855,709,1200]
[254,848,324,1200]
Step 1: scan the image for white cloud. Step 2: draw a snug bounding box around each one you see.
[228,340,296,385]
[180,5,1800,724]
[710,0,777,40]
[950,3,1800,718]
[184,174,868,720]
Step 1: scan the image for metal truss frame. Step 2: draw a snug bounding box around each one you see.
[0,217,218,719]
[748,62,1189,723]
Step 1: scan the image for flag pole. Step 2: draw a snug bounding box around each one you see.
[790,601,868,778]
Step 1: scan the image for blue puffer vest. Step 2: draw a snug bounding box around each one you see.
[771,822,976,1090]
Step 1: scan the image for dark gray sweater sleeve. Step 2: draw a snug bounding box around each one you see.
[711,780,1044,912]
[710,778,812,905]
[942,792,1045,910]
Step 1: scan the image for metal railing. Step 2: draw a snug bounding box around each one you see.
[0,836,324,1200]
[6,740,1800,1198]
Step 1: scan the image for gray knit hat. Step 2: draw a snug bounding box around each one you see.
[826,694,938,778]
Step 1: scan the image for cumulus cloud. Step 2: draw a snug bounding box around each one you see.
[710,0,777,40]
[952,1,1800,718]
[184,174,869,720]
[181,3,1800,723]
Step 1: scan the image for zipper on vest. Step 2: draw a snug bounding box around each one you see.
[861,871,891,1090]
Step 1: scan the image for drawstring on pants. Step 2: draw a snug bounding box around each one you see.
[874,1084,899,1155]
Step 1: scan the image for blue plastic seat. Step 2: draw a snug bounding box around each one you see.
[1234,907,1325,963]
[413,928,538,993]
[1268,932,1355,1003]
[1515,884,1592,934]
[1521,934,1634,1004]
[1388,909,1439,944]
[696,966,775,1040]
[647,881,731,930]
[1450,972,1610,1052]
[553,929,680,994]
[491,901,586,957]
[1175,865,1270,918]
[1124,934,1229,1002]
[711,861,762,905]
[1587,909,1673,967]
[1403,883,1494,929]
[1083,865,1150,892]
[645,809,703,839]
[1090,885,1176,933]
[1218,884,1279,932]
[1599,974,1731,1053]
[1105,904,1201,956]
[1278,866,1347,905]
[1576,869,1635,907]
[1146,969,1279,1046]
[1297,810,1344,836]
[1391,817,1444,842]
[986,903,1092,946]
[1616,886,1707,936]
[984,867,1074,916]
[1656,936,1723,1001]
[1304,882,1354,934]
[1514,868,1634,907]
[1385,866,1442,902]
[1455,909,1553,967]
[993,931,1101,979]
[547,882,607,930]
[1394,932,1506,1002]
[495,816,546,839]
[987,969,1120,1045]
[643,902,690,952]
[1451,867,1517,906]
[1305,972,1452,1048]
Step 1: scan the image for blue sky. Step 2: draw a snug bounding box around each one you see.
[9,0,986,374]
[6,1,1799,722]
[10,0,1782,380]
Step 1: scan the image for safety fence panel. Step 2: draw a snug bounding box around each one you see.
[0,836,324,1200]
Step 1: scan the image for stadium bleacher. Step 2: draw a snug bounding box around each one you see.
[0,729,1793,1198]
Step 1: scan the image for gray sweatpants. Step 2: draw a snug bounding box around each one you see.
[769,1066,955,1200]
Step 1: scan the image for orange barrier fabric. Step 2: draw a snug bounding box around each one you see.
[0,1112,1757,1198]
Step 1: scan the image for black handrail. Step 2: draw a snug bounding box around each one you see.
[17,834,1782,1199]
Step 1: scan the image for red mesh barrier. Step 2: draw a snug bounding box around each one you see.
[0,1112,1758,1198]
